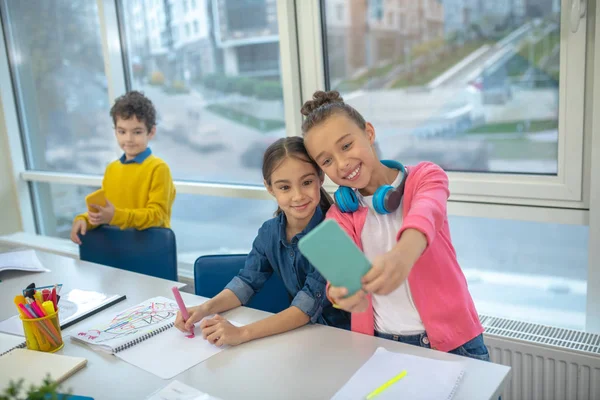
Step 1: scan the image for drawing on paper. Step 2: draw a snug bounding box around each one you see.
[77,300,179,343]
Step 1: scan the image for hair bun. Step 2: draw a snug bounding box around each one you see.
[300,90,344,116]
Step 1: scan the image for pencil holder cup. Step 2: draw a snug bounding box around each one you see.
[20,308,63,353]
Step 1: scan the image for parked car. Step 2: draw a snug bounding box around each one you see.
[470,65,512,105]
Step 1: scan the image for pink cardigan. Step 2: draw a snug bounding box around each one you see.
[326,162,483,352]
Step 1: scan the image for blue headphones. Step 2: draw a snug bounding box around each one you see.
[334,160,407,214]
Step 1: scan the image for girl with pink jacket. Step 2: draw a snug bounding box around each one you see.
[301,90,488,361]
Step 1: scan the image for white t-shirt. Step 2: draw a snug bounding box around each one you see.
[357,172,425,335]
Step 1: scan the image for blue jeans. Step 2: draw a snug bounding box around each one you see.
[374,331,491,362]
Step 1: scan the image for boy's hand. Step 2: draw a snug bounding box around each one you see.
[361,251,410,295]
[174,305,207,333]
[328,285,369,313]
[200,315,248,347]
[70,220,87,245]
[88,199,115,225]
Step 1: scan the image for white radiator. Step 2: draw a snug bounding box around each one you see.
[481,315,600,400]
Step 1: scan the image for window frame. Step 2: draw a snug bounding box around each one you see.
[586,0,600,334]
[0,4,36,233]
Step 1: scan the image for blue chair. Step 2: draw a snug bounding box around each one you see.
[79,225,178,281]
[194,254,290,314]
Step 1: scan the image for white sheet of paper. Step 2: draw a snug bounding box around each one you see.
[331,347,466,400]
[0,249,49,273]
[0,332,25,356]
[116,320,243,379]
[0,315,22,337]
[146,380,222,400]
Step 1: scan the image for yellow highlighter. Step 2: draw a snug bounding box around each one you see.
[365,370,407,400]
[42,301,55,316]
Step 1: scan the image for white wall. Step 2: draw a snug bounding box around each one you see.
[0,95,23,235]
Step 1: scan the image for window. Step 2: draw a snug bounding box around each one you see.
[237,43,280,74]
[336,4,344,22]
[1,0,110,175]
[121,0,285,185]
[225,0,268,32]
[183,0,188,13]
[369,0,384,20]
[321,0,586,205]
[191,0,197,10]
[326,2,562,175]
[450,214,588,330]
[311,0,591,331]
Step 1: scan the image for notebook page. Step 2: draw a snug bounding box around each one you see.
[71,296,179,353]
[0,332,25,356]
[0,315,23,337]
[332,347,466,400]
[116,320,243,379]
[0,249,49,273]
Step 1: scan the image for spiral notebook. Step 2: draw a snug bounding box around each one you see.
[0,332,26,356]
[332,347,465,400]
[70,296,242,379]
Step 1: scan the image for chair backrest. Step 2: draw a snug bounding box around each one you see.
[79,225,178,281]
[194,254,290,314]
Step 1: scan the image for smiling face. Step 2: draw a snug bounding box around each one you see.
[114,116,155,160]
[266,156,323,226]
[304,113,379,191]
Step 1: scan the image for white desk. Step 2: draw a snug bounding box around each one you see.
[1,250,510,400]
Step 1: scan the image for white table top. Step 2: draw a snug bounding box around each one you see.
[0,250,510,400]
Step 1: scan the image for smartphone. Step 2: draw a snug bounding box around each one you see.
[85,189,106,213]
[298,219,371,296]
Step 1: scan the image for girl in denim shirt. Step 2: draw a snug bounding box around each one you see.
[175,137,350,346]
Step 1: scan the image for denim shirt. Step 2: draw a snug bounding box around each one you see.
[225,207,350,328]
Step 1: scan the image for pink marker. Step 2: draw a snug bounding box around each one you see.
[172,286,195,338]
[18,303,36,319]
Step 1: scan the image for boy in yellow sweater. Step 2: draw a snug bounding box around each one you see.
[70,91,176,245]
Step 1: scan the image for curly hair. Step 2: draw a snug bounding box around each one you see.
[300,90,366,135]
[110,91,157,132]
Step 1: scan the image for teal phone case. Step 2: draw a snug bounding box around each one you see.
[298,219,371,296]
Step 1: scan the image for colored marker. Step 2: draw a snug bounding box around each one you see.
[172,286,195,338]
[18,303,54,350]
[51,285,58,311]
